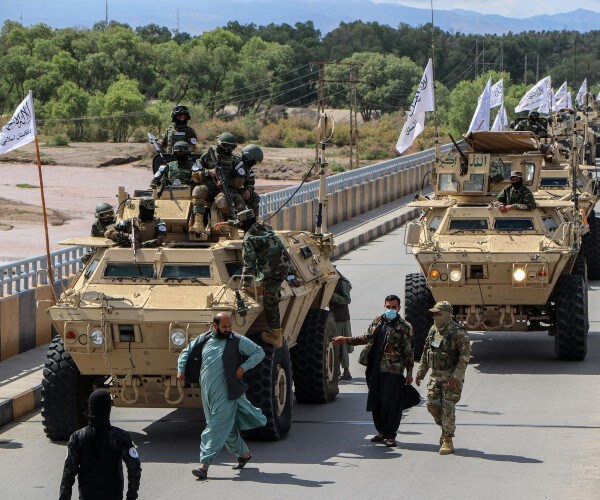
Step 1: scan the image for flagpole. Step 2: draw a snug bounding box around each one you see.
[430,0,440,167]
[34,134,57,302]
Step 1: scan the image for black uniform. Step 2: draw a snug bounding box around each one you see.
[59,390,141,500]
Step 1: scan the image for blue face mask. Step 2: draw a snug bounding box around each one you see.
[384,308,398,320]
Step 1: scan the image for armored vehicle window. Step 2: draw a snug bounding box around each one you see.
[225,261,244,277]
[84,259,100,279]
[439,173,458,192]
[449,219,489,231]
[104,263,154,278]
[428,216,443,231]
[462,174,485,192]
[490,158,511,183]
[540,178,568,187]
[161,265,211,279]
[524,162,535,185]
[494,218,535,231]
[542,216,558,230]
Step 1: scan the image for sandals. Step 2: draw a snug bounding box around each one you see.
[370,434,385,442]
[232,453,252,470]
[192,466,208,480]
[385,439,396,447]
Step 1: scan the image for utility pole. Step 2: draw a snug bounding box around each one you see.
[482,41,485,74]
[105,0,108,24]
[176,10,180,33]
[475,39,479,77]
[524,54,528,85]
[500,41,504,72]
[536,54,539,82]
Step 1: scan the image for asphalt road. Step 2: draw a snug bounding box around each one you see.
[1,226,599,499]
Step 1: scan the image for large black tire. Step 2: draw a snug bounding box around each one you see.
[571,251,588,284]
[242,340,293,441]
[552,274,588,361]
[291,309,339,404]
[42,336,94,440]
[404,273,434,361]
[583,211,600,280]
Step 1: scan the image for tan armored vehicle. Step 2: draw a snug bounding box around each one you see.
[41,184,340,441]
[404,131,588,361]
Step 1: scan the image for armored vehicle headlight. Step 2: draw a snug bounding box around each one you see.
[429,269,440,280]
[513,268,527,282]
[90,329,104,346]
[170,329,186,347]
[449,269,462,282]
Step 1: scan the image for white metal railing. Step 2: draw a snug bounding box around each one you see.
[1,145,448,297]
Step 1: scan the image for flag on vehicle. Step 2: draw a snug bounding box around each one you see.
[553,81,568,111]
[0,91,37,155]
[490,79,504,108]
[396,58,435,154]
[468,77,492,133]
[491,103,508,132]
[576,79,588,106]
[515,76,552,113]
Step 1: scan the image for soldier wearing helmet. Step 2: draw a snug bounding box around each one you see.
[237,144,264,217]
[495,170,536,213]
[190,132,247,232]
[160,104,198,154]
[91,203,116,237]
[416,301,471,456]
[515,110,548,136]
[105,197,167,248]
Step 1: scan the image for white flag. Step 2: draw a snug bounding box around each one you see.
[491,103,508,132]
[553,81,568,111]
[515,76,552,113]
[468,78,492,133]
[537,84,556,114]
[576,78,588,106]
[396,58,435,154]
[490,79,504,108]
[556,91,572,110]
[0,91,37,155]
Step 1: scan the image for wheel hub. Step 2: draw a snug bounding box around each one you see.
[274,364,287,417]
[326,340,335,383]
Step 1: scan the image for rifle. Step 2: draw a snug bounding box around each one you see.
[131,218,137,263]
[206,147,238,220]
[448,134,469,175]
[148,133,166,159]
[157,176,171,198]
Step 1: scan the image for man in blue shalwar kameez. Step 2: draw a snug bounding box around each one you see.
[177,313,266,480]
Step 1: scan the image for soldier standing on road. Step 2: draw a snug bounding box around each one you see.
[333,294,416,447]
[105,198,167,248]
[495,170,536,212]
[329,267,354,380]
[59,389,141,500]
[238,144,263,217]
[416,301,471,455]
[91,203,116,237]
[160,104,198,153]
[177,313,266,480]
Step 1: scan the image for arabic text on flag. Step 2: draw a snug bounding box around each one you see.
[0,91,37,155]
[515,76,552,113]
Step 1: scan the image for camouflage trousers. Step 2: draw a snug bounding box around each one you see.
[262,275,284,329]
[426,376,464,438]
[234,190,260,217]
[192,184,246,217]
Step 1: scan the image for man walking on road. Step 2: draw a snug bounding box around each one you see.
[177,313,267,480]
[416,301,471,455]
[333,294,416,447]
[329,267,354,380]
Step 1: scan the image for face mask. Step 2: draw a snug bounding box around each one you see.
[510,181,523,189]
[433,311,453,328]
[384,309,398,320]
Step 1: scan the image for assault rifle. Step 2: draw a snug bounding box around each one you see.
[448,134,469,176]
[131,219,137,263]
[206,147,237,221]
[147,133,165,159]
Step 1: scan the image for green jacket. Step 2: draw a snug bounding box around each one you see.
[160,124,197,153]
[242,222,291,280]
[197,150,245,190]
[417,320,471,381]
[150,159,197,187]
[348,314,414,375]
[496,184,536,210]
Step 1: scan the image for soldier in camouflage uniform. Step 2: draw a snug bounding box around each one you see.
[160,105,198,154]
[495,170,536,212]
[416,301,471,455]
[329,268,353,380]
[105,198,167,248]
[91,203,116,237]
[333,294,415,447]
[238,144,263,217]
[514,111,548,136]
[190,132,247,232]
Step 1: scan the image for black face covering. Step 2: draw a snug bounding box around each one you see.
[241,218,256,233]
[174,117,188,127]
[88,389,112,428]
[139,206,154,222]
[217,144,234,157]
[511,181,523,189]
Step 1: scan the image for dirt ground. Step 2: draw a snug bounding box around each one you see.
[0,141,356,264]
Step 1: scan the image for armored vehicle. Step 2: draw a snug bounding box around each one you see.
[41,184,340,441]
[404,131,588,361]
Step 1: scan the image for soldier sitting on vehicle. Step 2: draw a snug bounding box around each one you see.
[92,203,116,237]
[105,197,167,248]
[495,170,536,213]
[238,144,263,217]
[161,105,198,154]
[514,111,548,136]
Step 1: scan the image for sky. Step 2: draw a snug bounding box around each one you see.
[375,0,600,18]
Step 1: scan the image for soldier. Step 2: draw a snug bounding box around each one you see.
[238,144,263,217]
[495,170,536,212]
[91,203,116,237]
[329,267,353,380]
[160,104,198,154]
[151,141,197,188]
[190,132,246,231]
[416,301,471,455]
[514,111,548,136]
[105,198,167,248]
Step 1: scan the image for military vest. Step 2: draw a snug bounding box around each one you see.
[425,322,463,372]
[165,125,197,153]
[166,160,194,185]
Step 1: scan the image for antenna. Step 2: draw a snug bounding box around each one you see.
[105,0,108,24]
[430,0,440,170]
[177,10,180,33]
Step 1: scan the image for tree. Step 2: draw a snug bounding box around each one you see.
[102,75,146,142]
[136,24,172,44]
[49,82,89,139]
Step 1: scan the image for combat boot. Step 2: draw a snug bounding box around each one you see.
[190,214,205,234]
[261,328,283,349]
[439,436,454,455]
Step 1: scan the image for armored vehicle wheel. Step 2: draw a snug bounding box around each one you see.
[404,273,434,361]
[571,251,588,284]
[553,275,588,361]
[243,340,293,441]
[583,211,600,280]
[42,336,94,440]
[291,309,339,404]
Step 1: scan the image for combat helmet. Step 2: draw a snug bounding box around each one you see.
[171,105,191,122]
[528,111,540,122]
[217,132,237,154]
[242,144,264,166]
[95,202,115,224]
[173,141,191,157]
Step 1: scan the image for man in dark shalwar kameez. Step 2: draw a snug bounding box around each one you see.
[333,294,418,447]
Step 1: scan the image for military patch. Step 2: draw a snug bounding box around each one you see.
[190,138,197,145]
[157,223,167,232]
[128,447,139,459]
[249,171,256,178]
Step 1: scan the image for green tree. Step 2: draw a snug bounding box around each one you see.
[49,82,90,139]
[102,75,146,142]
